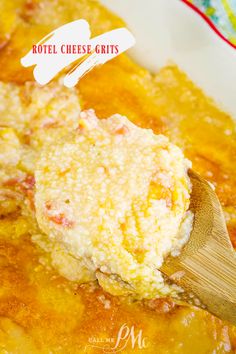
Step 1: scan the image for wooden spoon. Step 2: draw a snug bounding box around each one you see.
[160,169,236,325]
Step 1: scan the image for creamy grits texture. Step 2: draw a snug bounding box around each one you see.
[35,110,192,298]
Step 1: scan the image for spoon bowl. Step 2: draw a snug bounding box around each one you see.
[161,169,236,325]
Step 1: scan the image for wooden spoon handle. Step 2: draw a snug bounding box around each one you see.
[161,240,236,325]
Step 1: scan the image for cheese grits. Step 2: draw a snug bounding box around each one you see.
[0,0,236,353]
[34,110,192,299]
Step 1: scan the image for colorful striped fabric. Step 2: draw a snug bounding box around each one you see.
[190,0,236,45]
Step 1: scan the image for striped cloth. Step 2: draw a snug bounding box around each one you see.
[190,0,236,45]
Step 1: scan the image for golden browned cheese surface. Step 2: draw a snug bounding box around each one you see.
[0,1,236,353]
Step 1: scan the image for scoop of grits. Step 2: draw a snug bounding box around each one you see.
[35,110,192,298]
